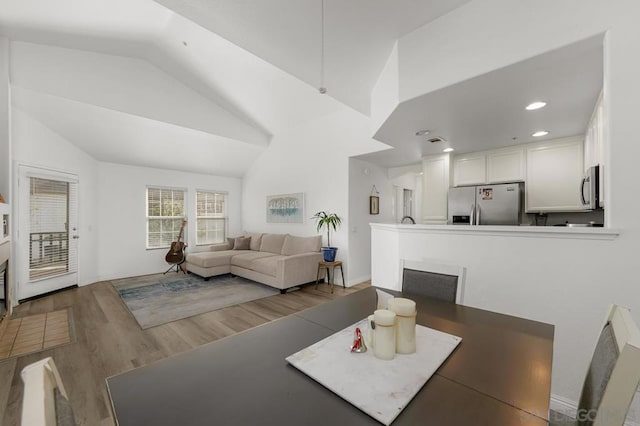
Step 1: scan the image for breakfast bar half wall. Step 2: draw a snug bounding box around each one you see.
[369,222,633,418]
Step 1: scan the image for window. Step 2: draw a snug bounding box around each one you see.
[196,191,227,245]
[147,187,186,249]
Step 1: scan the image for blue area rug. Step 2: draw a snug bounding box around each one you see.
[112,273,279,329]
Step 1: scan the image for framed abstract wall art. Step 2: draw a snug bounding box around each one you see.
[266,193,304,223]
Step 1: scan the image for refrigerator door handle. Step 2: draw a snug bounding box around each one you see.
[580,176,588,206]
[470,204,475,225]
[476,204,481,225]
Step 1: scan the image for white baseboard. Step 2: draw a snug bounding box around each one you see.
[347,275,371,287]
[550,394,640,426]
[550,394,577,417]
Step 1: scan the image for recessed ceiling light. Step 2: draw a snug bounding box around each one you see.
[532,130,549,137]
[415,130,430,136]
[443,148,454,153]
[526,101,547,110]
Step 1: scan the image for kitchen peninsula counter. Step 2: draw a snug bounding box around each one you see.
[370,223,619,241]
[369,220,625,422]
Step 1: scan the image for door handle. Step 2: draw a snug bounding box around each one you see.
[476,205,481,225]
[470,204,475,225]
[580,177,588,206]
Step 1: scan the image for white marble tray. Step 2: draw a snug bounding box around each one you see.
[286,319,462,425]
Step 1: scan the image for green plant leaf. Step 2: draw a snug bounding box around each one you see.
[311,211,342,246]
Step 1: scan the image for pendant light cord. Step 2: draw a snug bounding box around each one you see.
[319,0,326,93]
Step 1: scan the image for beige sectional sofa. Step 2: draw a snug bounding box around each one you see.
[185,232,324,293]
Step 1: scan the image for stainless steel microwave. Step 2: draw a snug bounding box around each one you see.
[581,165,600,210]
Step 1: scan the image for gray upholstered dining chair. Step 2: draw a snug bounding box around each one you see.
[550,305,640,426]
[399,259,465,304]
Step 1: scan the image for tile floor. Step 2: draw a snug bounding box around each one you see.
[0,309,72,359]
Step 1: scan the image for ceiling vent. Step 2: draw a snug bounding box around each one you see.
[427,137,447,144]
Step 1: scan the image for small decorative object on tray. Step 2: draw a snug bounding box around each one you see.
[0,193,4,203]
[388,298,417,354]
[350,327,367,353]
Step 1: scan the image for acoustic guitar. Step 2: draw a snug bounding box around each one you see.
[165,219,187,264]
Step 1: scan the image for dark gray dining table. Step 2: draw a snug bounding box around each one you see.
[107,286,554,425]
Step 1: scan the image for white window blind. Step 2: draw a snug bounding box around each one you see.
[196,191,227,245]
[147,187,186,249]
[28,177,78,281]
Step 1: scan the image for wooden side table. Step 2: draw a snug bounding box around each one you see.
[315,261,345,294]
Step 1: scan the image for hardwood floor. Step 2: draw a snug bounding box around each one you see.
[0,277,370,425]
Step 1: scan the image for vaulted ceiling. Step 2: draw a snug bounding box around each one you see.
[152,0,471,115]
[0,0,470,175]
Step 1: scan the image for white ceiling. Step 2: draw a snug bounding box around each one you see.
[12,87,265,177]
[1,0,377,175]
[359,35,604,168]
[10,41,270,147]
[151,0,471,114]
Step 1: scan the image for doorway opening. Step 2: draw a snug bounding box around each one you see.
[18,166,79,301]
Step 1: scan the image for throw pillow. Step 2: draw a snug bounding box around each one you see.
[227,237,236,250]
[233,236,251,250]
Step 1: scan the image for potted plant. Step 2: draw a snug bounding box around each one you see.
[312,211,342,262]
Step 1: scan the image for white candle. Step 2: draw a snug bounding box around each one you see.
[365,314,375,348]
[388,298,417,354]
[373,309,396,360]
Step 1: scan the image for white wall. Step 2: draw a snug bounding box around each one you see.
[370,0,640,418]
[0,37,10,200]
[0,37,13,309]
[389,172,421,222]
[11,109,99,287]
[397,0,616,103]
[348,158,394,284]
[370,42,399,135]
[242,107,388,286]
[388,163,422,223]
[11,111,245,286]
[96,162,243,281]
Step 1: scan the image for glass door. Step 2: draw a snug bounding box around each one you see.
[18,166,79,300]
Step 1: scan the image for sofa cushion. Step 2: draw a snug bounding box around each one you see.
[227,237,236,250]
[251,255,286,277]
[231,251,277,269]
[244,232,264,251]
[281,235,322,255]
[187,251,236,268]
[260,233,287,254]
[209,242,231,252]
[233,237,251,250]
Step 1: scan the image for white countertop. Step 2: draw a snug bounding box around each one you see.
[369,223,620,240]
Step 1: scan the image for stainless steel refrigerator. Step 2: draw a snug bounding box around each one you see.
[448,183,522,225]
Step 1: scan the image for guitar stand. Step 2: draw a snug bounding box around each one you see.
[164,260,187,275]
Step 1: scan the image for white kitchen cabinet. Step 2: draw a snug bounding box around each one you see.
[422,153,450,224]
[486,147,525,183]
[526,136,585,212]
[584,92,604,170]
[453,154,486,186]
